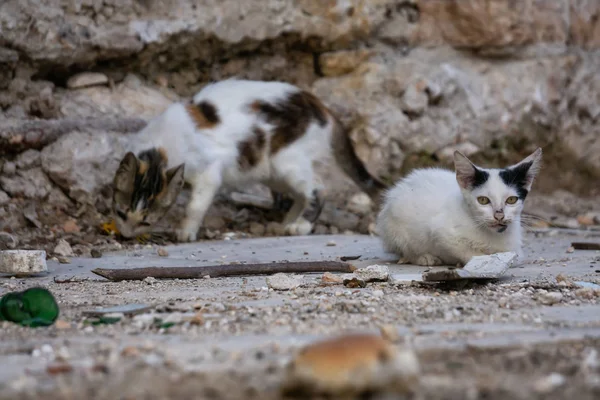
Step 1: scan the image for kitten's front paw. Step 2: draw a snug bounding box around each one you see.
[416,254,443,266]
[285,218,313,236]
[176,228,198,242]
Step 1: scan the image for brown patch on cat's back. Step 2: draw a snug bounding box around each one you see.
[185,100,220,130]
[237,126,267,170]
[249,90,331,155]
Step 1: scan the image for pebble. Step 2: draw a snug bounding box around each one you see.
[143,276,158,285]
[266,273,303,291]
[133,313,156,329]
[57,256,71,264]
[533,373,566,393]
[0,250,47,275]
[0,232,18,249]
[322,272,343,284]
[539,291,563,305]
[326,240,337,247]
[91,249,102,258]
[354,265,390,282]
[157,248,169,257]
[372,289,384,298]
[66,72,109,89]
[53,239,74,257]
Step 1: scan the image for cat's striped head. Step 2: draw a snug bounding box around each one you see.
[112,148,184,238]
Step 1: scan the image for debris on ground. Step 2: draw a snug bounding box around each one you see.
[92,261,352,281]
[157,247,169,257]
[343,276,366,288]
[422,252,518,282]
[266,273,303,291]
[571,242,600,250]
[82,304,153,317]
[533,373,566,394]
[354,264,390,282]
[322,272,343,284]
[538,291,564,306]
[0,249,47,275]
[282,333,420,396]
[0,287,59,327]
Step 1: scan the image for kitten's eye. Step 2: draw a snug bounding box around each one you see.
[116,210,127,220]
[506,196,518,205]
[477,196,490,205]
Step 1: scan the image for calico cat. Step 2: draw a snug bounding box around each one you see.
[376,148,542,266]
[112,79,386,241]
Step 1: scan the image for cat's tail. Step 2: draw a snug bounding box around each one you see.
[329,114,389,203]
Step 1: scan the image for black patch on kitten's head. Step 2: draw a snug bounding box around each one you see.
[454,151,489,190]
[472,167,490,188]
[499,161,533,200]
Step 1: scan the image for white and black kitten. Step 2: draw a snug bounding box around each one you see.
[376,148,542,266]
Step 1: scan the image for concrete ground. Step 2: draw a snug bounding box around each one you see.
[1,228,600,399]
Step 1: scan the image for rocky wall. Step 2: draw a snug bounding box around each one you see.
[0,0,599,252]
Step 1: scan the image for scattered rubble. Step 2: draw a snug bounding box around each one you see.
[53,239,74,257]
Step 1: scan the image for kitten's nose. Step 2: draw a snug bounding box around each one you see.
[494,210,505,221]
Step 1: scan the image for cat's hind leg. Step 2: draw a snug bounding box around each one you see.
[177,163,222,242]
[273,159,315,236]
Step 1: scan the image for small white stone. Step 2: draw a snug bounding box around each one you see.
[266,273,303,291]
[347,193,373,215]
[533,373,566,393]
[53,239,74,257]
[539,291,563,305]
[354,265,390,282]
[0,250,47,275]
[372,289,384,298]
[66,72,109,89]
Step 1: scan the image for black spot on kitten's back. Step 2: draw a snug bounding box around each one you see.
[499,161,533,200]
[472,167,489,188]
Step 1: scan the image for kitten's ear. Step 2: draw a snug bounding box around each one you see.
[113,152,138,193]
[158,163,185,208]
[454,151,480,190]
[510,147,543,191]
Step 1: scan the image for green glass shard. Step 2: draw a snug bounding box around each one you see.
[0,287,59,327]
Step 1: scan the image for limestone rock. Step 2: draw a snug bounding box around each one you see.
[41,131,127,204]
[319,49,373,77]
[0,190,9,205]
[354,264,390,282]
[266,273,303,291]
[14,149,41,170]
[66,72,109,89]
[0,250,47,275]
[53,239,74,257]
[0,168,53,199]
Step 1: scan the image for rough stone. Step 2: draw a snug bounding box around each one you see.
[14,149,41,170]
[539,291,564,306]
[319,49,373,77]
[41,131,127,204]
[0,168,53,199]
[423,252,518,282]
[66,72,109,89]
[354,264,390,282]
[0,250,47,275]
[266,273,303,291]
[53,239,74,257]
[0,232,18,250]
[0,190,9,205]
[347,193,372,215]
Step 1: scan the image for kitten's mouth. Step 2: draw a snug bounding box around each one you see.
[489,222,508,233]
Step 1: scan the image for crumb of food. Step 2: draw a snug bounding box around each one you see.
[100,220,151,243]
[101,220,119,235]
